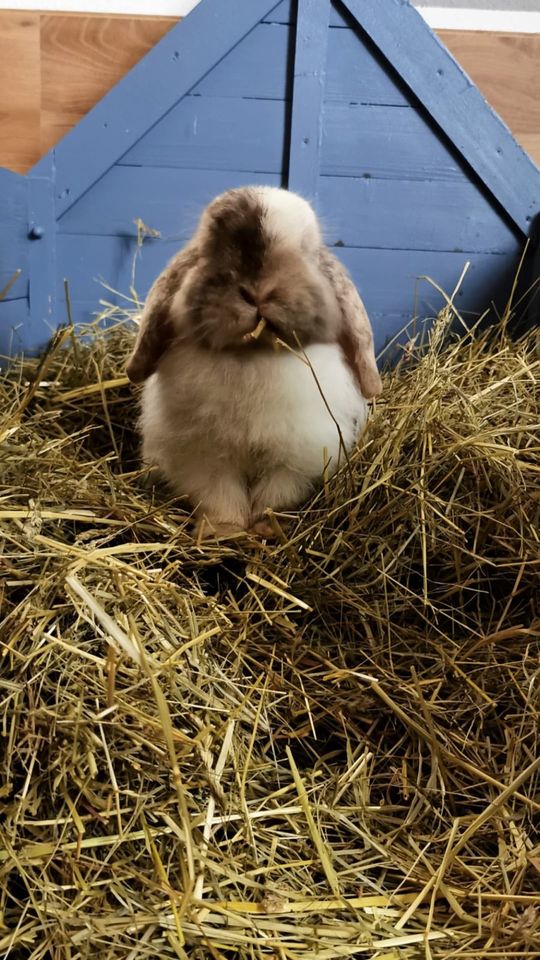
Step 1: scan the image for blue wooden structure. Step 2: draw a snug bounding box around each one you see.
[1,0,539,359]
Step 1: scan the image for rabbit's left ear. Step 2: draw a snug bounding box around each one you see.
[321,249,382,400]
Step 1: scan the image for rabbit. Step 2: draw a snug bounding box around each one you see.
[126,186,382,538]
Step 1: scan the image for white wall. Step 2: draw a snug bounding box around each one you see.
[0,0,538,32]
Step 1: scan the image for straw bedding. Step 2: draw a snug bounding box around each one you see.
[0,302,539,960]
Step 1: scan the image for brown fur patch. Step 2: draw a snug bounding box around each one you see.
[204,188,265,280]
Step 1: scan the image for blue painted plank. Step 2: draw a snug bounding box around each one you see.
[28,176,56,343]
[340,0,540,233]
[56,235,182,307]
[115,20,407,110]
[0,168,29,296]
[335,246,519,327]
[58,167,281,236]
[322,102,465,181]
[329,3,355,27]
[262,1,353,25]
[100,134,515,259]
[326,20,408,106]
[53,300,123,328]
[122,96,287,173]
[32,0,283,216]
[288,0,330,198]
[191,20,406,107]
[111,21,407,110]
[317,176,520,254]
[0,298,30,359]
[189,23,291,100]
[262,0,294,22]
[367,313,417,357]
[0,166,24,190]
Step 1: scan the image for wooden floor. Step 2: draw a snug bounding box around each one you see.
[0,11,538,174]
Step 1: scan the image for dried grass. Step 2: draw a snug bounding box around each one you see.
[0,292,539,960]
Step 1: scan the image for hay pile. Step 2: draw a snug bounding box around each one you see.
[0,303,539,960]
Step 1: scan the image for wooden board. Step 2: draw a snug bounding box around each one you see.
[40,14,176,158]
[39,3,283,217]
[317,175,520,254]
[336,247,519,327]
[0,13,41,172]
[58,167,282,235]
[0,299,31,357]
[55,158,518,257]
[440,29,540,154]
[340,0,538,233]
[125,97,458,182]
[288,0,330,198]
[321,102,465,181]
[123,96,288,172]
[441,30,540,178]
[0,169,30,297]
[0,12,538,175]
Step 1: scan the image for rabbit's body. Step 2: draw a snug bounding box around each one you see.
[141,342,367,529]
[127,186,381,536]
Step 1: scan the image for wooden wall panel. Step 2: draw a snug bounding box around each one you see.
[0,12,538,175]
[0,12,41,171]
[40,14,175,157]
[440,29,540,166]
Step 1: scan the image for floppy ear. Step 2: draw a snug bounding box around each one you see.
[126,244,199,384]
[321,249,382,400]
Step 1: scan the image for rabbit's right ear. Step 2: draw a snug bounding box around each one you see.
[126,245,198,384]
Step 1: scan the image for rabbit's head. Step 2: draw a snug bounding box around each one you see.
[170,187,340,352]
[126,186,382,399]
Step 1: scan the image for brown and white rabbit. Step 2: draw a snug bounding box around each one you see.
[126,186,382,538]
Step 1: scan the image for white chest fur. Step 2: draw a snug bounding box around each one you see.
[142,342,367,480]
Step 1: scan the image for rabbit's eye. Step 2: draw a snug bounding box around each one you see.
[239,285,257,306]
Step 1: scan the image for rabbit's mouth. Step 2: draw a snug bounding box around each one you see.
[242,316,283,348]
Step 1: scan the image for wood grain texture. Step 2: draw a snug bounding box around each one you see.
[40,14,176,158]
[37,1,281,216]
[440,29,540,164]
[0,13,41,172]
[0,12,538,175]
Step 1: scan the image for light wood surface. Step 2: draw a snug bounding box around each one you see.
[0,12,538,174]
[0,12,42,172]
[40,14,175,157]
[440,28,540,166]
